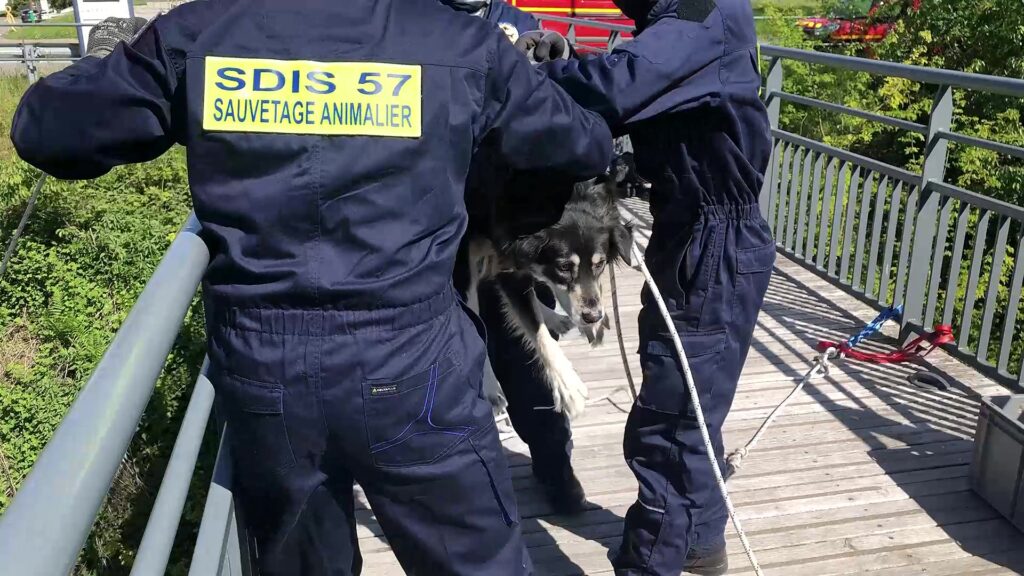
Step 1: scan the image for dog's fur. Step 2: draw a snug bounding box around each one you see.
[461,172,634,420]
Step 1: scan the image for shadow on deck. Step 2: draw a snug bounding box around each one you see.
[358,198,1024,575]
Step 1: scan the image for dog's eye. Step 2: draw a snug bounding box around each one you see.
[593,259,607,270]
[557,261,573,273]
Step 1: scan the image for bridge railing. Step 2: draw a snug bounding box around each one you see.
[759,46,1024,388]
[0,215,227,575]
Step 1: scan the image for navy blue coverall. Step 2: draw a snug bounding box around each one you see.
[10,0,612,574]
[534,0,776,573]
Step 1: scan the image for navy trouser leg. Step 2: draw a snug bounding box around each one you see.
[477,280,574,479]
[612,206,775,575]
[208,290,531,576]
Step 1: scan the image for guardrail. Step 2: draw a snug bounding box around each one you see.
[0,21,85,81]
[0,215,212,575]
[759,46,1024,388]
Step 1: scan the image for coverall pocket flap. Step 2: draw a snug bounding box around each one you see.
[737,242,776,274]
[218,372,295,471]
[645,330,726,359]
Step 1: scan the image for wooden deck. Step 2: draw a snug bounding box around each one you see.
[359,198,1024,575]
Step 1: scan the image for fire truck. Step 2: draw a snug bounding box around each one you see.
[796,0,921,43]
[511,0,635,51]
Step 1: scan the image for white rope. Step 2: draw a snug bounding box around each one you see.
[628,243,765,576]
[725,347,837,478]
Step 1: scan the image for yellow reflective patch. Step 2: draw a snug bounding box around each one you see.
[203,57,422,138]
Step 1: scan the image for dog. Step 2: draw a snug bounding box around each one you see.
[460,170,634,420]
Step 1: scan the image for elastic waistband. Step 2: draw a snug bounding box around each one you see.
[208,287,457,336]
[699,203,763,221]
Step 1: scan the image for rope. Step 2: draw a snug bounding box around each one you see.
[0,174,47,284]
[725,347,836,479]
[629,243,765,576]
[609,264,638,402]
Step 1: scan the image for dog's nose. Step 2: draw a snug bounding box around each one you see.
[581,309,604,325]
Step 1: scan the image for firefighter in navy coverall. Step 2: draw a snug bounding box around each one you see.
[519,1,775,574]
[442,0,590,515]
[10,1,613,574]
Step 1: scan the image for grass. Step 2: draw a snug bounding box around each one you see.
[4,12,76,41]
[0,75,29,161]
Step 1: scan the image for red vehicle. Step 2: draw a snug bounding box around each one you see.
[797,0,921,43]
[511,0,634,51]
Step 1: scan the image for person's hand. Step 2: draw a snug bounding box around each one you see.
[86,16,149,58]
[513,30,570,63]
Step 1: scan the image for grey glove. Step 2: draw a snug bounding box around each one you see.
[86,16,149,58]
[513,30,570,63]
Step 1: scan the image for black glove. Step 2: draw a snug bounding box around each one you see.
[86,16,149,58]
[513,30,570,63]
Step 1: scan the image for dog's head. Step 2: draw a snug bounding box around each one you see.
[508,173,634,327]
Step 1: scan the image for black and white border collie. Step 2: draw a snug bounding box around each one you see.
[462,172,634,419]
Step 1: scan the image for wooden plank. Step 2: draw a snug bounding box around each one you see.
[359,206,1021,574]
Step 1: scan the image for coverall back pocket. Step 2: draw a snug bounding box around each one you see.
[217,372,296,473]
[362,354,477,468]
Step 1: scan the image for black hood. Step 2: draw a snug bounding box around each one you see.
[615,0,717,30]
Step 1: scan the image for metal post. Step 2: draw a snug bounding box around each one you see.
[902,84,953,333]
[22,43,37,84]
[759,56,783,218]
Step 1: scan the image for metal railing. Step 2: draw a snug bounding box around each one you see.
[0,215,213,575]
[3,13,1024,576]
[759,46,1024,388]
[0,20,85,82]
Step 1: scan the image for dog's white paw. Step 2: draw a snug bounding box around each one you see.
[547,357,588,420]
[482,357,508,411]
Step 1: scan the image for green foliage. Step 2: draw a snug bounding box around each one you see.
[0,115,210,572]
[761,1,1024,372]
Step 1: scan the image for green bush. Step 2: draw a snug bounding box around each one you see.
[0,132,210,572]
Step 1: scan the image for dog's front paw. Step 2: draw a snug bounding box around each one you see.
[547,359,588,420]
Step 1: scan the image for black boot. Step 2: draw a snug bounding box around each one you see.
[532,462,588,515]
[684,545,728,576]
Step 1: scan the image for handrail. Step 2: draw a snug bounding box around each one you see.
[760,45,1024,98]
[0,214,209,575]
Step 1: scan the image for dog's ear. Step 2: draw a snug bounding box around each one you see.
[508,230,549,268]
[610,221,635,266]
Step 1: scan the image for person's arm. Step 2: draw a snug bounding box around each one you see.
[476,29,613,179]
[11,12,198,180]
[529,18,725,129]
